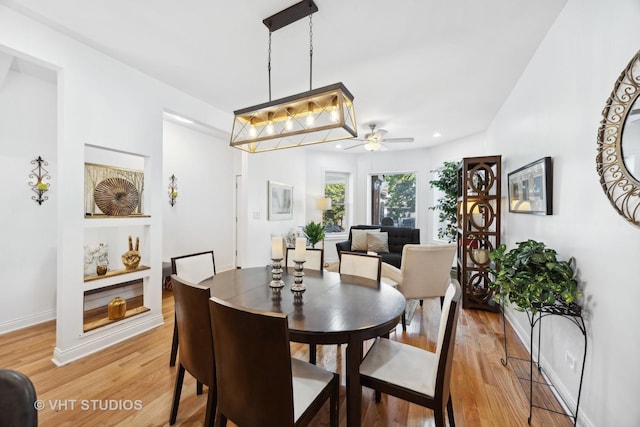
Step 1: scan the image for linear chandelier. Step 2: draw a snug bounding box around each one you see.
[230,0,357,153]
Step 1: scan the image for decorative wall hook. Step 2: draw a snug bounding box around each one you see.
[29,156,50,205]
[168,174,178,206]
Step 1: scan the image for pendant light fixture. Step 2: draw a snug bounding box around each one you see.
[230,0,357,153]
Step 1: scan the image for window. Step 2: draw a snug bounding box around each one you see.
[323,172,349,233]
[370,173,416,227]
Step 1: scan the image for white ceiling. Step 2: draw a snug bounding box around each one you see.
[2,0,567,152]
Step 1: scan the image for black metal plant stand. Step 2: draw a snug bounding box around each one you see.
[501,301,586,426]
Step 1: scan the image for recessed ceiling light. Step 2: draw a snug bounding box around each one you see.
[336,144,342,149]
[433,132,442,138]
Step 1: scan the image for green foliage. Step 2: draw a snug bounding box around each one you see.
[429,161,459,242]
[324,183,345,231]
[303,221,326,247]
[384,173,416,220]
[488,240,581,313]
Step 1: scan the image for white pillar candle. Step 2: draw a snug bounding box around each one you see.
[271,236,283,259]
[294,237,307,261]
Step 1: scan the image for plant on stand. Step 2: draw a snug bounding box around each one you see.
[488,239,581,312]
[303,221,325,249]
[429,161,459,242]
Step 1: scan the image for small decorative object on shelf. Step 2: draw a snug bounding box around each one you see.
[121,236,141,270]
[84,243,109,276]
[270,236,285,288]
[168,174,178,206]
[107,297,127,320]
[29,156,50,205]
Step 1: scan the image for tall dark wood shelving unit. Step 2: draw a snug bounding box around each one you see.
[456,155,501,312]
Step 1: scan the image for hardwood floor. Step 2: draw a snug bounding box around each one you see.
[0,289,573,427]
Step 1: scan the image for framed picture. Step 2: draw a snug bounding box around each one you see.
[268,181,293,220]
[508,157,553,215]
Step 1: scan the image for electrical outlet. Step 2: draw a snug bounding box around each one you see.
[565,351,576,372]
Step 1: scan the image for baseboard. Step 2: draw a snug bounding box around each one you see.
[51,313,163,366]
[0,309,56,334]
[503,309,594,427]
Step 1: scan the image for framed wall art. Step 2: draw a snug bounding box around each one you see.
[508,157,552,215]
[268,181,293,220]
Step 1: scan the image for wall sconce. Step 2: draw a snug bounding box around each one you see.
[168,174,178,206]
[29,156,50,205]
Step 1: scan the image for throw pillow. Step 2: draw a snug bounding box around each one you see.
[351,228,380,251]
[367,231,389,253]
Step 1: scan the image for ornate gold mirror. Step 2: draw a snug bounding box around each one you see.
[597,50,640,225]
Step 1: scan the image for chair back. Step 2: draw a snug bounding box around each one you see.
[286,247,324,271]
[171,251,216,284]
[172,275,215,387]
[209,297,296,426]
[399,244,456,299]
[0,369,37,427]
[433,281,462,404]
[339,252,382,281]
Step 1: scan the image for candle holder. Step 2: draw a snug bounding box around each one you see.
[291,260,306,293]
[168,174,178,206]
[269,258,285,288]
[29,156,50,205]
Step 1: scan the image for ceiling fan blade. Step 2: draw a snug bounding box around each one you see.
[344,143,365,150]
[383,137,415,143]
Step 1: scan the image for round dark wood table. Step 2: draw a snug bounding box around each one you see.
[200,266,406,427]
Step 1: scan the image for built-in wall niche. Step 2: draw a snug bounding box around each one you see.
[84,224,150,278]
[83,279,148,332]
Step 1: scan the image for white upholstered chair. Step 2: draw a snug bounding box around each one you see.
[381,243,457,330]
[285,247,324,271]
[170,251,216,367]
[360,282,462,427]
[339,251,382,281]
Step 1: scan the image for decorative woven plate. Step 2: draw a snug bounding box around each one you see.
[94,178,139,216]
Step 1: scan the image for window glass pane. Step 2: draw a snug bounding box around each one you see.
[370,173,416,227]
[324,172,349,233]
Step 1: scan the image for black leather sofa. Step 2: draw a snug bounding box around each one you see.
[335,225,420,268]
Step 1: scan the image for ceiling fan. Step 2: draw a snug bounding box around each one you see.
[344,124,414,151]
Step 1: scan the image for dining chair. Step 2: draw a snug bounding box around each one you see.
[208,297,339,427]
[0,369,38,427]
[169,275,216,427]
[381,243,457,331]
[359,281,462,427]
[285,247,324,271]
[338,251,382,281]
[169,250,216,367]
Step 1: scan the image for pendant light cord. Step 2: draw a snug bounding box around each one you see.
[309,9,313,91]
[268,30,272,102]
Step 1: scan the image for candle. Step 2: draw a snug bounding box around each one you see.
[37,182,47,191]
[294,237,307,261]
[271,236,283,259]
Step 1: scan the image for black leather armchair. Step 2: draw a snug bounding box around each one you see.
[336,225,420,268]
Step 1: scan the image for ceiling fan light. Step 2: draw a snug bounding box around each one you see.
[364,141,381,151]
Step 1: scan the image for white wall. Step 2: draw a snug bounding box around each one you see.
[486,0,640,425]
[162,121,235,272]
[0,5,231,364]
[0,68,57,332]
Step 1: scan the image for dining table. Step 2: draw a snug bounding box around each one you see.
[200,265,406,427]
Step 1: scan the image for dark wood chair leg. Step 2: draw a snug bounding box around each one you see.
[402,312,407,331]
[440,296,445,308]
[196,381,203,395]
[204,386,216,427]
[309,344,317,365]
[447,395,456,427]
[169,364,185,424]
[433,406,446,427]
[329,375,339,427]
[169,314,179,366]
[420,299,423,307]
[375,390,382,402]
[214,412,227,427]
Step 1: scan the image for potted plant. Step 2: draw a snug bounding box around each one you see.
[488,239,581,313]
[303,221,325,248]
[429,161,459,242]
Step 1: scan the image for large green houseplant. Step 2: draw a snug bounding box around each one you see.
[303,221,325,248]
[429,161,459,242]
[488,239,581,313]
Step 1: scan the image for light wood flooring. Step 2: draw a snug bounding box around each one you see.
[0,289,574,426]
